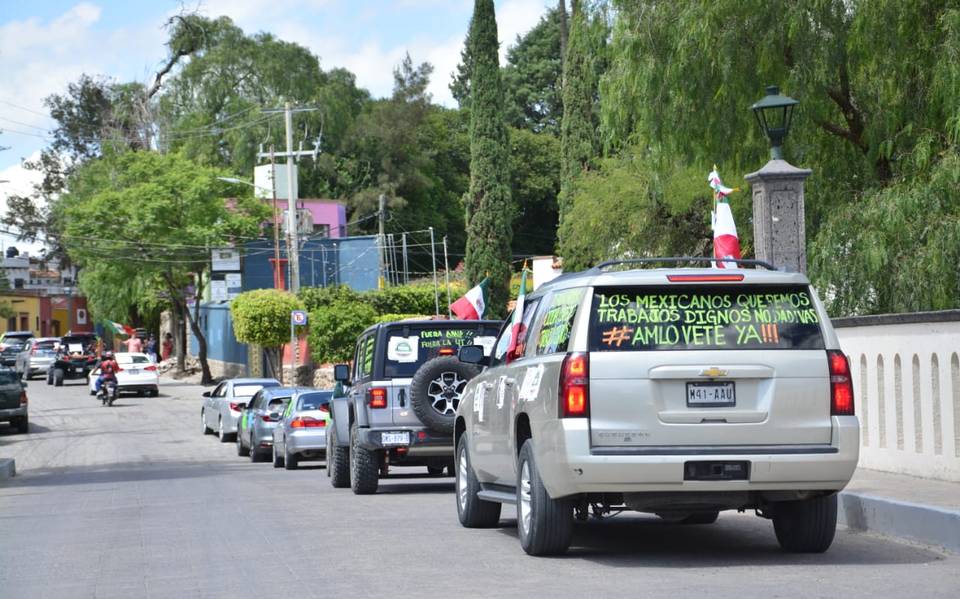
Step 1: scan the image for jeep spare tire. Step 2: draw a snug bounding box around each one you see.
[410,356,479,434]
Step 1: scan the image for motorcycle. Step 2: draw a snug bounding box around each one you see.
[98,378,118,407]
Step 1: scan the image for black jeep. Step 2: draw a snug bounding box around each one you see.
[47,333,99,386]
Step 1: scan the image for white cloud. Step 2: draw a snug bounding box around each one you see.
[0,151,47,254]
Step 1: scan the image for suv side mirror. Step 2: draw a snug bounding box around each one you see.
[334,364,350,383]
[458,345,488,366]
[202,391,211,398]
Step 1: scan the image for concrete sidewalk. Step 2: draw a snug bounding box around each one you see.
[839,468,960,553]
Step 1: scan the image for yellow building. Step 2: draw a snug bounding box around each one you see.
[0,292,42,335]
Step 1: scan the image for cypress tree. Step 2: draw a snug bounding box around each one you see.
[464,0,513,318]
[558,0,599,237]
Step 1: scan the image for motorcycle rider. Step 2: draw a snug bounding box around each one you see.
[95,351,120,396]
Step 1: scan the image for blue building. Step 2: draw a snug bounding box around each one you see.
[190,235,380,377]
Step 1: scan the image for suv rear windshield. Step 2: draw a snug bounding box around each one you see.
[383,324,501,378]
[589,285,824,351]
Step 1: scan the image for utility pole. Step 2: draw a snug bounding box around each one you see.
[378,193,386,289]
[258,103,320,383]
[429,227,439,316]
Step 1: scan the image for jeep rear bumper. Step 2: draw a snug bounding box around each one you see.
[534,416,860,499]
[357,426,452,456]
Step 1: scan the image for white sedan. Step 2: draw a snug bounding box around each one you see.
[88,352,160,397]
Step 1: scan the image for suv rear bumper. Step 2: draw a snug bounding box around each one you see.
[357,426,452,456]
[535,416,860,498]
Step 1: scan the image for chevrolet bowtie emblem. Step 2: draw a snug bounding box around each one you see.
[699,367,728,378]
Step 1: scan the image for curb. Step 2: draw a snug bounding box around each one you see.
[0,458,15,481]
[839,490,960,553]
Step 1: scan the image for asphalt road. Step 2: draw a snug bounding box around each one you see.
[2,379,959,599]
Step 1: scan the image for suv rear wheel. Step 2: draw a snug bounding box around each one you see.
[772,494,838,553]
[456,435,501,528]
[328,424,351,488]
[350,423,379,495]
[517,440,574,556]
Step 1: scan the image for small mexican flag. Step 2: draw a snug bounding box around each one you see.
[708,167,742,269]
[108,321,135,337]
[450,278,488,320]
[505,270,528,361]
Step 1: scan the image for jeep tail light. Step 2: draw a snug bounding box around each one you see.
[560,352,589,418]
[291,417,326,428]
[828,350,855,416]
[368,387,388,409]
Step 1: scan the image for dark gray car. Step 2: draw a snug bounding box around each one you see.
[0,367,29,433]
[236,387,296,462]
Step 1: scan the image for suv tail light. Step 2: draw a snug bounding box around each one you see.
[828,350,855,416]
[560,352,589,418]
[368,387,388,409]
[291,417,326,428]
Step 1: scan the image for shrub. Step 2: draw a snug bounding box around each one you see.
[308,299,378,364]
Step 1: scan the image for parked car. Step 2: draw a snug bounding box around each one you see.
[87,352,159,397]
[0,338,29,367]
[15,337,59,380]
[200,377,281,442]
[453,259,860,556]
[272,389,334,469]
[0,367,29,433]
[236,386,297,462]
[329,318,502,494]
[47,333,99,386]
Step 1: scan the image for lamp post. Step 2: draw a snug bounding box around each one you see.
[750,85,799,160]
[744,85,811,274]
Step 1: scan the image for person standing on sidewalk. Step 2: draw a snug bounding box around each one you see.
[145,334,158,362]
[161,333,173,361]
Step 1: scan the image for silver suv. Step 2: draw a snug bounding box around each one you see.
[453,260,859,556]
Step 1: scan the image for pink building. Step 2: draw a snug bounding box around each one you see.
[270,199,347,238]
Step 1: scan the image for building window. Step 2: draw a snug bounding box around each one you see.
[14,279,24,289]
[313,223,331,238]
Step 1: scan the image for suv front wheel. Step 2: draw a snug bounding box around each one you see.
[350,423,379,495]
[772,494,838,553]
[455,435,501,528]
[517,440,574,556]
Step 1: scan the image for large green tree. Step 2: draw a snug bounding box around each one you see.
[463,0,514,317]
[59,151,268,383]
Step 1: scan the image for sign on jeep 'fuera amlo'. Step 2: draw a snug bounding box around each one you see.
[589,285,825,351]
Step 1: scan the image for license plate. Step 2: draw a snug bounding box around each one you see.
[128,369,139,375]
[381,432,410,446]
[686,382,735,407]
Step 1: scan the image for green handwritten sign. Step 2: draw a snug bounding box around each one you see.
[536,288,585,355]
[589,285,824,351]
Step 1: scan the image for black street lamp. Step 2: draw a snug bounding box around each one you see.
[750,85,799,160]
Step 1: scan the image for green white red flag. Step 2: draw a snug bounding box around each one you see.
[108,321,135,337]
[708,167,742,269]
[450,278,488,320]
[506,270,528,361]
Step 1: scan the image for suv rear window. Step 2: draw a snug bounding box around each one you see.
[383,325,500,378]
[589,285,824,351]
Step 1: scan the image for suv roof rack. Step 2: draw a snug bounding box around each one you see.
[587,257,777,273]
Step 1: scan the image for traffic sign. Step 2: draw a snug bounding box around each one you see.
[291,310,308,326]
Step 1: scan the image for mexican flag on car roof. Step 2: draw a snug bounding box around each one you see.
[450,277,489,320]
[708,166,742,269]
[108,321,135,337]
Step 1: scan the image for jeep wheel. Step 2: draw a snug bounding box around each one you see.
[349,423,379,495]
[772,494,837,553]
[456,435,501,528]
[517,440,573,556]
[328,423,351,488]
[409,356,478,435]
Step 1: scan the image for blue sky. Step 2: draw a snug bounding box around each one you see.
[0,0,551,234]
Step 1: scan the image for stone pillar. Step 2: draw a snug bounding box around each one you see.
[744,159,812,273]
